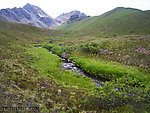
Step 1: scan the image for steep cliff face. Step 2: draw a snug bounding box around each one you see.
[0,3,58,28]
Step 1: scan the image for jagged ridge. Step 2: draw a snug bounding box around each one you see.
[0,3,57,28]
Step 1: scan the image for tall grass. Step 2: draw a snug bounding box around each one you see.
[27,47,98,90]
[71,51,150,87]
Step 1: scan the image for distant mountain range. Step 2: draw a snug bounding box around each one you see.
[57,7,150,36]
[1,3,150,35]
[0,3,87,28]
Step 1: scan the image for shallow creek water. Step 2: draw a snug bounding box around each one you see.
[49,51,105,87]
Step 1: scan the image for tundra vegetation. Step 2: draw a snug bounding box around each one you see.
[0,11,150,112]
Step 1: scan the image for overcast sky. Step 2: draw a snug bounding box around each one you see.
[0,0,149,18]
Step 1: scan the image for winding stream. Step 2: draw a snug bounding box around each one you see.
[50,51,105,87]
[37,47,104,87]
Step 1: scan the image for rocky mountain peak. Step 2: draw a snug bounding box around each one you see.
[23,3,49,18]
[70,10,86,17]
[0,3,57,28]
[67,14,80,22]
[67,14,88,23]
[55,10,87,24]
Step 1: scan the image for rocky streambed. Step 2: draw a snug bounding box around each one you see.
[50,51,105,87]
[36,46,105,87]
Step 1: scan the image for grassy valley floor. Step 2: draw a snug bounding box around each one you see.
[0,20,150,112]
[38,34,150,112]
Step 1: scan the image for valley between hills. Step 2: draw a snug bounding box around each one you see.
[0,3,150,112]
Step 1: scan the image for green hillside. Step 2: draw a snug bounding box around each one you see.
[57,7,150,36]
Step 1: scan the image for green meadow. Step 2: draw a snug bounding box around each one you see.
[0,7,150,112]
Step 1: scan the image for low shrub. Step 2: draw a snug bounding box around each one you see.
[51,45,64,56]
[90,76,150,111]
[80,42,103,53]
[42,44,53,51]
[33,44,41,47]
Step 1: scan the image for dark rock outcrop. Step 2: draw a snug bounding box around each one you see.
[67,14,87,23]
[55,10,87,25]
[68,14,80,22]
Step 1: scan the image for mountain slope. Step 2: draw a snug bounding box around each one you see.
[55,10,87,25]
[0,14,7,21]
[57,7,150,36]
[0,3,58,28]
